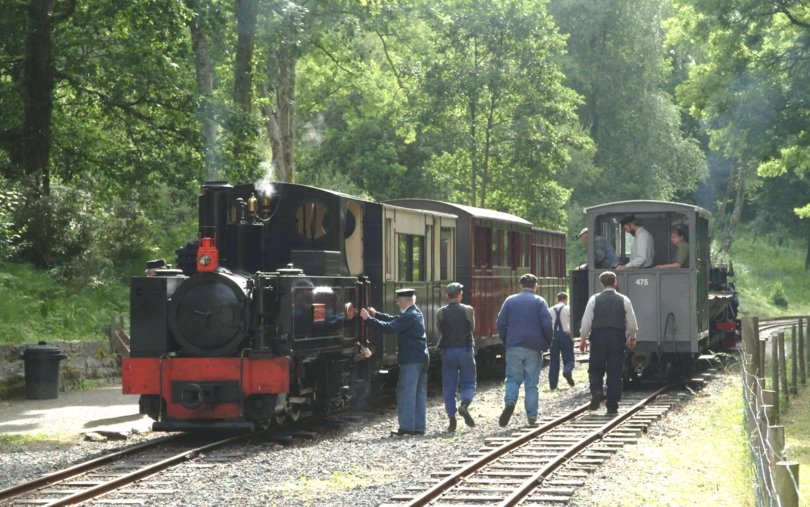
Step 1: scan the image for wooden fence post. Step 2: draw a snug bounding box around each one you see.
[762,389,778,424]
[772,336,780,412]
[793,317,807,385]
[773,461,800,507]
[790,327,798,394]
[778,332,789,405]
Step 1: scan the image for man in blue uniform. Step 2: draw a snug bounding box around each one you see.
[496,274,553,427]
[578,271,639,415]
[361,288,429,436]
[436,282,477,432]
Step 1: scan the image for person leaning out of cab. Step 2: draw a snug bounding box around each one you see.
[656,226,689,269]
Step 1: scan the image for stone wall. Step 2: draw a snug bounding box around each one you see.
[0,341,121,399]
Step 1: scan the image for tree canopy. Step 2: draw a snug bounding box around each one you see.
[1,0,808,278]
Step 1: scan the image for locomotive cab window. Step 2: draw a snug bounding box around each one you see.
[296,200,330,240]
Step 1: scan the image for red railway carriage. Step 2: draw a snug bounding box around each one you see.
[386,199,566,362]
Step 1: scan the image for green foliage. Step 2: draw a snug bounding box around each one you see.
[551,0,708,206]
[0,178,26,260]
[769,282,789,309]
[727,226,809,318]
[0,261,127,345]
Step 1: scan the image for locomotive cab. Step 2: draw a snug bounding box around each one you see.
[575,201,716,380]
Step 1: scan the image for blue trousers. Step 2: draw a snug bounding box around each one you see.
[441,347,477,417]
[504,346,543,419]
[548,334,575,389]
[397,362,428,432]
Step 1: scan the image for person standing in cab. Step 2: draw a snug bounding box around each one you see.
[616,215,654,269]
[361,288,429,436]
[578,271,639,415]
[436,282,477,433]
[548,292,575,391]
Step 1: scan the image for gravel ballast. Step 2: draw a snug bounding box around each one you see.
[0,365,752,506]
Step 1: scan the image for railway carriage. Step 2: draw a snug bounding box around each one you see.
[123,182,566,430]
[387,199,566,365]
[570,200,738,380]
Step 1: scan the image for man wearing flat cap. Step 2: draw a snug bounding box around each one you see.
[578,228,619,269]
[616,215,654,270]
[496,274,553,427]
[361,288,429,436]
[436,282,477,432]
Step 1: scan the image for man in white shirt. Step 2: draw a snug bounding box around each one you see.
[578,271,639,415]
[616,215,654,269]
[548,292,575,390]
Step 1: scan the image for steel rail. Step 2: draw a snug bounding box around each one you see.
[405,402,592,507]
[40,433,249,507]
[499,384,671,507]
[0,434,183,501]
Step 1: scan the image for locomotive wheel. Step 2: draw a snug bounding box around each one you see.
[287,405,302,422]
[274,413,287,426]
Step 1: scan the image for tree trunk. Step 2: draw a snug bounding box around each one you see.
[186,0,219,180]
[234,0,257,114]
[719,162,749,255]
[260,47,297,183]
[23,0,55,197]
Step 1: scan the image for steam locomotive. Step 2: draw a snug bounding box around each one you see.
[122,181,566,430]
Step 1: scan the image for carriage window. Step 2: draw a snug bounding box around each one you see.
[492,229,503,266]
[296,201,330,240]
[440,227,454,281]
[475,226,492,268]
[398,233,425,281]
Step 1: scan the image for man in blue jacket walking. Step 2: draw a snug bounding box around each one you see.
[496,274,553,427]
[361,288,429,436]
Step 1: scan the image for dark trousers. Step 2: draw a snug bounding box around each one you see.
[588,328,626,411]
[548,334,575,389]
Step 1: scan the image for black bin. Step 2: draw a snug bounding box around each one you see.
[20,342,67,400]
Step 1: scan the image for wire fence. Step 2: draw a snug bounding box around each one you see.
[740,316,807,507]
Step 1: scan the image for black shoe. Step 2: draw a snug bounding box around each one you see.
[458,402,475,428]
[447,416,457,433]
[499,403,515,427]
[564,372,575,387]
[589,392,605,411]
[390,429,410,437]
[606,409,618,416]
[410,430,425,436]
[527,418,537,425]
[549,386,557,391]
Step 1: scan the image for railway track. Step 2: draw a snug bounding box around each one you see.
[383,382,694,506]
[0,432,259,506]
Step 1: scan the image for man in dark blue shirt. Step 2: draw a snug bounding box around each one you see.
[361,288,429,436]
[496,274,553,427]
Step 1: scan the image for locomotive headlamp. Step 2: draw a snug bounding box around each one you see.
[197,236,219,272]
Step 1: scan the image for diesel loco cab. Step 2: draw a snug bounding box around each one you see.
[571,200,738,380]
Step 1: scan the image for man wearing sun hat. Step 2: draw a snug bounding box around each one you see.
[436,282,477,432]
[361,288,429,436]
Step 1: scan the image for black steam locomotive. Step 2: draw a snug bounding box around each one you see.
[122,181,567,430]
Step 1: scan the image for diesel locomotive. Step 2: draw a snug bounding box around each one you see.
[122,181,566,430]
[570,200,739,380]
